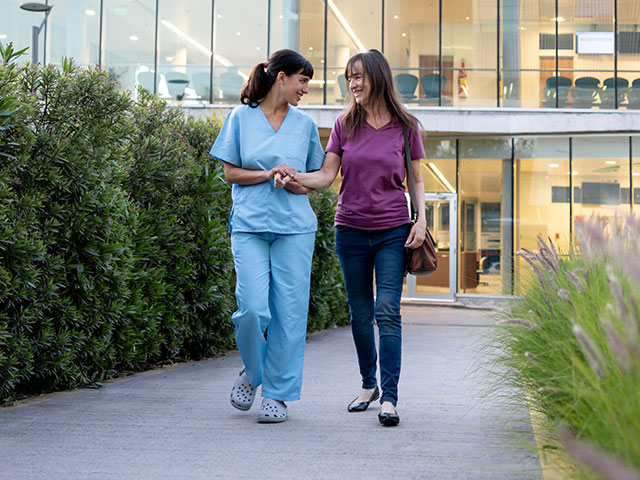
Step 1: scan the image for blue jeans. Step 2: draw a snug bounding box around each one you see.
[335,223,410,406]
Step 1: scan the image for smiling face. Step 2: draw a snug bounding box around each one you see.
[346,61,371,106]
[279,69,311,106]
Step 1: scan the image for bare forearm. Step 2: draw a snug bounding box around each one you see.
[224,165,271,185]
[295,171,335,189]
[284,182,315,194]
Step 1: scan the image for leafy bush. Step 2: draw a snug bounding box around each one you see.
[0,47,348,403]
[494,216,640,480]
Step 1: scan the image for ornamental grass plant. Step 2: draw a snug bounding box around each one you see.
[0,45,348,403]
[495,215,640,480]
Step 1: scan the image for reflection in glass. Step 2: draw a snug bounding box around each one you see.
[618,1,640,110]
[572,137,630,224]
[157,1,211,103]
[559,0,614,109]
[326,0,381,105]
[442,0,497,107]
[270,0,325,105]
[459,139,511,294]
[0,0,47,67]
[46,0,100,67]
[103,0,156,94]
[384,1,439,105]
[634,137,640,214]
[514,137,570,294]
[501,0,556,108]
[423,139,456,193]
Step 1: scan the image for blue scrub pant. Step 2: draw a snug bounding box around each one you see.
[230,231,315,402]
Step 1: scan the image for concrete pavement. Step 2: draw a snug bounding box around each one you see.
[0,306,542,479]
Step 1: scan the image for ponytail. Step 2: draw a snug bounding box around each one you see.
[240,49,314,107]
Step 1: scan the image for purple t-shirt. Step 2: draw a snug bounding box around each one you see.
[326,116,425,230]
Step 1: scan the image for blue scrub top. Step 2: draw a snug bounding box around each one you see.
[210,104,325,234]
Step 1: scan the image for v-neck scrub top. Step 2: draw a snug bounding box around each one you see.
[326,117,425,230]
[210,105,325,234]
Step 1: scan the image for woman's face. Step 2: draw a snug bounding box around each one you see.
[347,61,370,106]
[280,69,311,106]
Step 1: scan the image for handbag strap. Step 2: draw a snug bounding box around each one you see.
[402,124,418,223]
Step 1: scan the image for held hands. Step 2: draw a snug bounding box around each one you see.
[271,163,297,189]
[405,220,426,248]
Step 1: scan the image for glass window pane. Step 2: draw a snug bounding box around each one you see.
[634,137,640,214]
[0,0,47,67]
[326,0,381,105]
[423,139,456,193]
[384,0,439,106]
[103,0,156,94]
[442,0,497,107]
[157,0,212,103]
[212,0,267,103]
[618,0,640,110]
[270,0,325,105]
[501,0,556,108]
[46,0,100,67]
[572,137,630,223]
[514,137,570,294]
[459,139,511,294]
[561,0,614,109]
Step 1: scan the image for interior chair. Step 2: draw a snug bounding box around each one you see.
[191,72,212,102]
[626,78,640,109]
[542,76,572,107]
[165,71,190,100]
[219,69,245,101]
[600,77,629,108]
[394,73,419,101]
[136,71,155,92]
[571,76,600,108]
[421,73,446,101]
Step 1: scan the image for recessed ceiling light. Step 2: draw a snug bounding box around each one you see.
[633,172,639,176]
[465,16,470,20]
[320,60,324,64]
[605,160,617,165]
[551,17,565,22]
[166,56,174,61]
[520,26,527,30]
[279,14,283,19]
[236,31,241,36]
[572,171,579,175]
[393,15,399,19]
[401,32,407,37]
[256,46,260,51]
[308,46,313,51]
[129,35,138,41]
[0,34,7,39]
[549,163,560,168]
[216,14,222,18]
[85,9,96,16]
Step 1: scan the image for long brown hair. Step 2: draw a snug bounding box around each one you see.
[342,49,420,139]
[240,49,314,107]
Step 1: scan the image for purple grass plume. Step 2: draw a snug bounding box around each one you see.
[572,324,606,378]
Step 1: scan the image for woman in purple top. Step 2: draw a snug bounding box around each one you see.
[289,49,426,426]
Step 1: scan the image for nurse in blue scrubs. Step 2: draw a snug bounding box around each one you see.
[209,49,325,423]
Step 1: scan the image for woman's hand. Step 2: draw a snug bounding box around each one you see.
[405,220,426,248]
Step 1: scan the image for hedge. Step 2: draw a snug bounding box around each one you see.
[0,44,349,403]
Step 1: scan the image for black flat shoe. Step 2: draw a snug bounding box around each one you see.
[378,405,400,426]
[347,386,379,412]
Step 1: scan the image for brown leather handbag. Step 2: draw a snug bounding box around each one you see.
[403,125,437,277]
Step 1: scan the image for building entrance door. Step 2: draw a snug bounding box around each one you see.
[403,193,457,302]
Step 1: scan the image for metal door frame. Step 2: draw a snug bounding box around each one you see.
[404,192,458,302]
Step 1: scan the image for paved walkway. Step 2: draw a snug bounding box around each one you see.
[0,306,542,480]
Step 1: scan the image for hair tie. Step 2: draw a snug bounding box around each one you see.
[263,61,268,68]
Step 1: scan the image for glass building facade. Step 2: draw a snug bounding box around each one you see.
[2,0,639,300]
[3,0,640,108]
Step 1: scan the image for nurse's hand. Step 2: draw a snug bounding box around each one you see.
[273,172,292,188]
[271,164,296,180]
[405,221,426,248]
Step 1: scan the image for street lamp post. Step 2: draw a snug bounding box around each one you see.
[19,2,53,64]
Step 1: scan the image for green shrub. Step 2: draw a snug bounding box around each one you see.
[493,217,640,479]
[0,48,348,403]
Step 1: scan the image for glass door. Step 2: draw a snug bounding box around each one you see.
[403,193,458,302]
